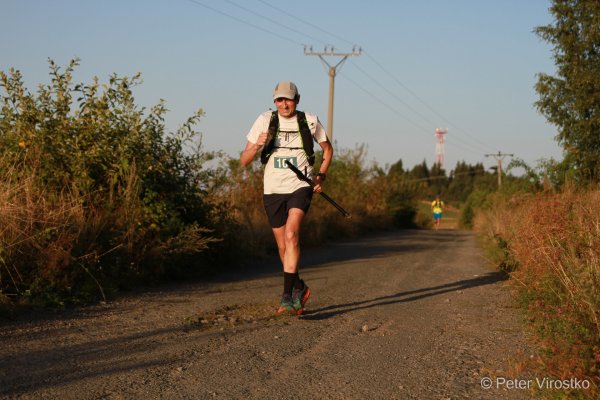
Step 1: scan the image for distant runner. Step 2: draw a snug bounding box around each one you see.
[431,195,445,230]
[239,81,333,315]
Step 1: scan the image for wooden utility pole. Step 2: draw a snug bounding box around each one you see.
[485,151,514,187]
[304,45,361,141]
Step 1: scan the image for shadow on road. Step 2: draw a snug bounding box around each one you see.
[301,271,507,320]
[217,229,472,284]
[0,230,499,397]
[0,323,218,397]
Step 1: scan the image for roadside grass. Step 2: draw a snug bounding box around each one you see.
[474,190,600,399]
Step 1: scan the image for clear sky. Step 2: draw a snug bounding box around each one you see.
[1,0,562,173]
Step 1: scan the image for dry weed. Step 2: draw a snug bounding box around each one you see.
[475,189,600,398]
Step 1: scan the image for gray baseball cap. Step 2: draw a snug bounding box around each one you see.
[273,81,299,100]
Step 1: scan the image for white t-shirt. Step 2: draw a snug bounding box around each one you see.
[247,111,328,194]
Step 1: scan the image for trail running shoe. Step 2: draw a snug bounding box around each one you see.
[292,280,311,315]
[276,293,295,315]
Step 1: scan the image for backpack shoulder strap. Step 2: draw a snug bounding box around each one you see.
[260,111,279,165]
[261,111,316,166]
[296,111,315,166]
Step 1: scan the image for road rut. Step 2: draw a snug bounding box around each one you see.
[0,230,530,399]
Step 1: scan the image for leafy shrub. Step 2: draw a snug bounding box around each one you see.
[0,59,220,304]
[459,189,492,228]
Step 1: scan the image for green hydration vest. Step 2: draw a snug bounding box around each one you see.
[260,110,315,166]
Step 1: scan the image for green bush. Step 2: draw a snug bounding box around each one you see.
[0,59,221,304]
[459,189,491,228]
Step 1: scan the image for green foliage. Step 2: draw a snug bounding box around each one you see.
[399,159,501,206]
[384,171,420,228]
[326,146,420,230]
[302,146,417,235]
[535,0,600,182]
[407,159,430,183]
[428,162,447,197]
[457,159,554,229]
[459,189,492,228]
[387,158,404,177]
[445,161,486,202]
[0,59,221,303]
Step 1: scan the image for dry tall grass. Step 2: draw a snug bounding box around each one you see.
[213,146,412,257]
[0,162,217,306]
[474,189,600,398]
[0,171,86,301]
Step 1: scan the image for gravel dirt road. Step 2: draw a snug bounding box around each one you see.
[0,229,531,399]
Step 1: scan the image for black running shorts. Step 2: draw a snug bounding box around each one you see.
[263,186,314,228]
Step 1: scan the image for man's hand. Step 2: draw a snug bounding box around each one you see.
[256,131,269,147]
[240,131,270,167]
[312,175,324,193]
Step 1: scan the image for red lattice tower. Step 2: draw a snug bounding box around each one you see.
[435,128,448,168]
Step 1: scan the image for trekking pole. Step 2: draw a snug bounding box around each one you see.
[286,162,351,218]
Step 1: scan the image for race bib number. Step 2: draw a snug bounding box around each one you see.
[273,156,297,169]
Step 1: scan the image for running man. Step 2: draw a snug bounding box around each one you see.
[240,81,333,315]
[431,194,445,230]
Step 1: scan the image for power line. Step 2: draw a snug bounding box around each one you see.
[363,51,495,153]
[444,138,490,158]
[346,56,493,155]
[223,0,326,45]
[340,74,432,134]
[353,52,489,153]
[255,0,355,46]
[348,60,437,127]
[184,0,302,46]
[346,58,493,156]
[340,74,486,157]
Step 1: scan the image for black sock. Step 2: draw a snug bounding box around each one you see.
[293,275,304,290]
[283,272,297,296]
